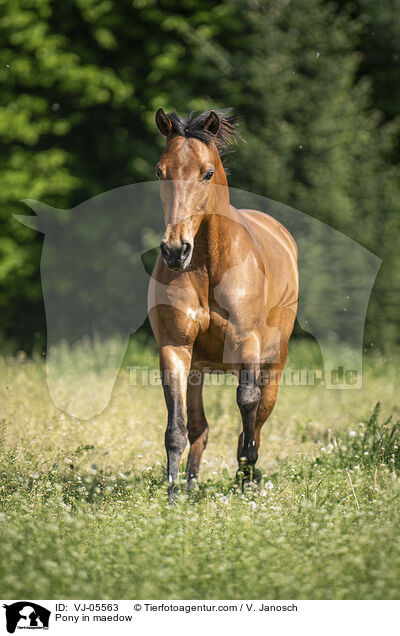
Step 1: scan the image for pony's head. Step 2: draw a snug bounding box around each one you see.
[155,108,240,270]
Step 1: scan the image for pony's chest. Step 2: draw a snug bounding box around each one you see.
[191,306,230,364]
[178,302,228,345]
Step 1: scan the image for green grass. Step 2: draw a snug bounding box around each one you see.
[0,337,400,599]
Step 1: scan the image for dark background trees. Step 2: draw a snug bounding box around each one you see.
[0,0,398,353]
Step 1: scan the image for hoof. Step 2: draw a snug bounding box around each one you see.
[187,477,199,493]
[236,465,262,486]
[167,483,179,505]
[250,467,262,483]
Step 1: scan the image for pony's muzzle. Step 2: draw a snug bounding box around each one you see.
[160,240,192,270]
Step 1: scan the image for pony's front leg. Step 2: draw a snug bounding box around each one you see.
[236,366,261,479]
[160,345,191,497]
[235,336,261,483]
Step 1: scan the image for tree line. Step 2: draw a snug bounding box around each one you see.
[0,0,399,353]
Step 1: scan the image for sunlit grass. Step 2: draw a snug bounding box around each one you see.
[0,336,399,599]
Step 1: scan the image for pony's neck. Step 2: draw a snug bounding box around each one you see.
[199,152,234,282]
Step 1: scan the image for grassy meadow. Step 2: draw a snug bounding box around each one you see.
[0,337,400,599]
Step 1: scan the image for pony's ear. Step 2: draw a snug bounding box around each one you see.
[155,108,172,136]
[203,110,220,135]
[14,199,61,234]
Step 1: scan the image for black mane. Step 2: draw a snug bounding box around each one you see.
[166,109,242,155]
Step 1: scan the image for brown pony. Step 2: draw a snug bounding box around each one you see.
[148,108,298,493]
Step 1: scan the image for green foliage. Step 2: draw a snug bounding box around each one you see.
[315,402,400,472]
[0,341,400,598]
[2,417,400,599]
[0,0,399,352]
[351,0,400,122]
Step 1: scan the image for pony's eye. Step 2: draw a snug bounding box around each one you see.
[202,169,214,181]
[155,164,162,179]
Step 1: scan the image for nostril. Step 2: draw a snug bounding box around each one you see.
[160,241,170,260]
[182,242,192,258]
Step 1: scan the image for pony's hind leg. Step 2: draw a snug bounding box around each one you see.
[186,372,209,490]
[254,372,281,448]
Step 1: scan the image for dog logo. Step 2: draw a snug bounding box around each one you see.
[3,602,50,633]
